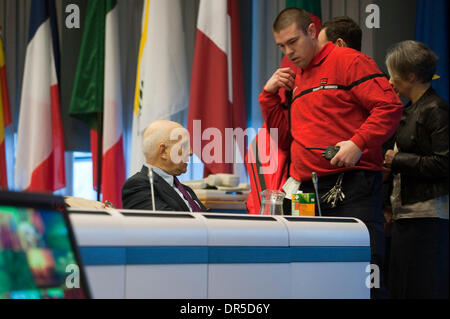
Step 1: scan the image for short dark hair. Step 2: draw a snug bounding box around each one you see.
[321,16,362,51]
[385,40,437,84]
[273,8,312,34]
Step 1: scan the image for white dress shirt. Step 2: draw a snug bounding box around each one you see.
[144,163,194,212]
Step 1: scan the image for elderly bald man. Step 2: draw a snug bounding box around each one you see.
[122,120,206,212]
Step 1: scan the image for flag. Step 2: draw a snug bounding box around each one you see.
[415,0,449,103]
[0,36,12,189]
[15,0,65,192]
[69,0,125,208]
[246,123,289,214]
[130,0,189,175]
[187,0,246,177]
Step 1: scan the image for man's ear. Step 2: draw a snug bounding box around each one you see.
[158,143,168,159]
[307,22,316,39]
[407,73,416,83]
[335,38,347,48]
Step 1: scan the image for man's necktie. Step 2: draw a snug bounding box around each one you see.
[173,177,203,212]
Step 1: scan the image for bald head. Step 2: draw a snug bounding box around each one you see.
[142,120,191,176]
[142,120,183,159]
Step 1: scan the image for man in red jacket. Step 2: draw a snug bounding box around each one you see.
[260,8,403,298]
[246,16,364,216]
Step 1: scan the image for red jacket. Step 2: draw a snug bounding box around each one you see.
[259,43,403,183]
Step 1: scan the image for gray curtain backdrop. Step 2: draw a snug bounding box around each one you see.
[0,0,416,194]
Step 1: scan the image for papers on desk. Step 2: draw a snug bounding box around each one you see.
[193,189,250,201]
[216,184,250,192]
[182,180,207,189]
[182,173,250,191]
[183,173,250,201]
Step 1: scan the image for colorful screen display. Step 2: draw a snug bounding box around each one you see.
[0,205,88,299]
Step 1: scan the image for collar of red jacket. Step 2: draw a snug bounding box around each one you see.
[302,41,335,72]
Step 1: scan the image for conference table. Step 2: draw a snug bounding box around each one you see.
[68,204,371,299]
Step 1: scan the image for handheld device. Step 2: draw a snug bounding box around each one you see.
[306,146,340,160]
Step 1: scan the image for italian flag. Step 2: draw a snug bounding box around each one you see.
[69,0,125,208]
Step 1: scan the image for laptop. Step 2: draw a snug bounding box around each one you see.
[0,190,91,299]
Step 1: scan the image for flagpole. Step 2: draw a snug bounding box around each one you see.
[97,111,103,202]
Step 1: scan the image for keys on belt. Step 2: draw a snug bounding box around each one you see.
[305,146,340,160]
[321,173,345,208]
[305,146,345,207]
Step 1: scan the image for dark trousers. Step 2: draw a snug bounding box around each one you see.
[388,218,449,299]
[291,170,387,299]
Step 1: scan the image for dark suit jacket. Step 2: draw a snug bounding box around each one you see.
[122,165,207,212]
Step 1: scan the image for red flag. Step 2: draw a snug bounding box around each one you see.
[188,0,246,177]
[0,36,11,189]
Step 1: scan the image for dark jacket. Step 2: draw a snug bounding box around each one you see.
[391,87,449,206]
[122,166,207,212]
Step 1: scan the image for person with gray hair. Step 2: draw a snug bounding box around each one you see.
[122,120,206,212]
[383,40,449,299]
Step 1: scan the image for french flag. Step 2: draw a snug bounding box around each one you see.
[15,0,65,192]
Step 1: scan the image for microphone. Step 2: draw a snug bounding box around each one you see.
[312,172,322,217]
[148,167,156,211]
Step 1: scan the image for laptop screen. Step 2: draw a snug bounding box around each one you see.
[0,190,90,299]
